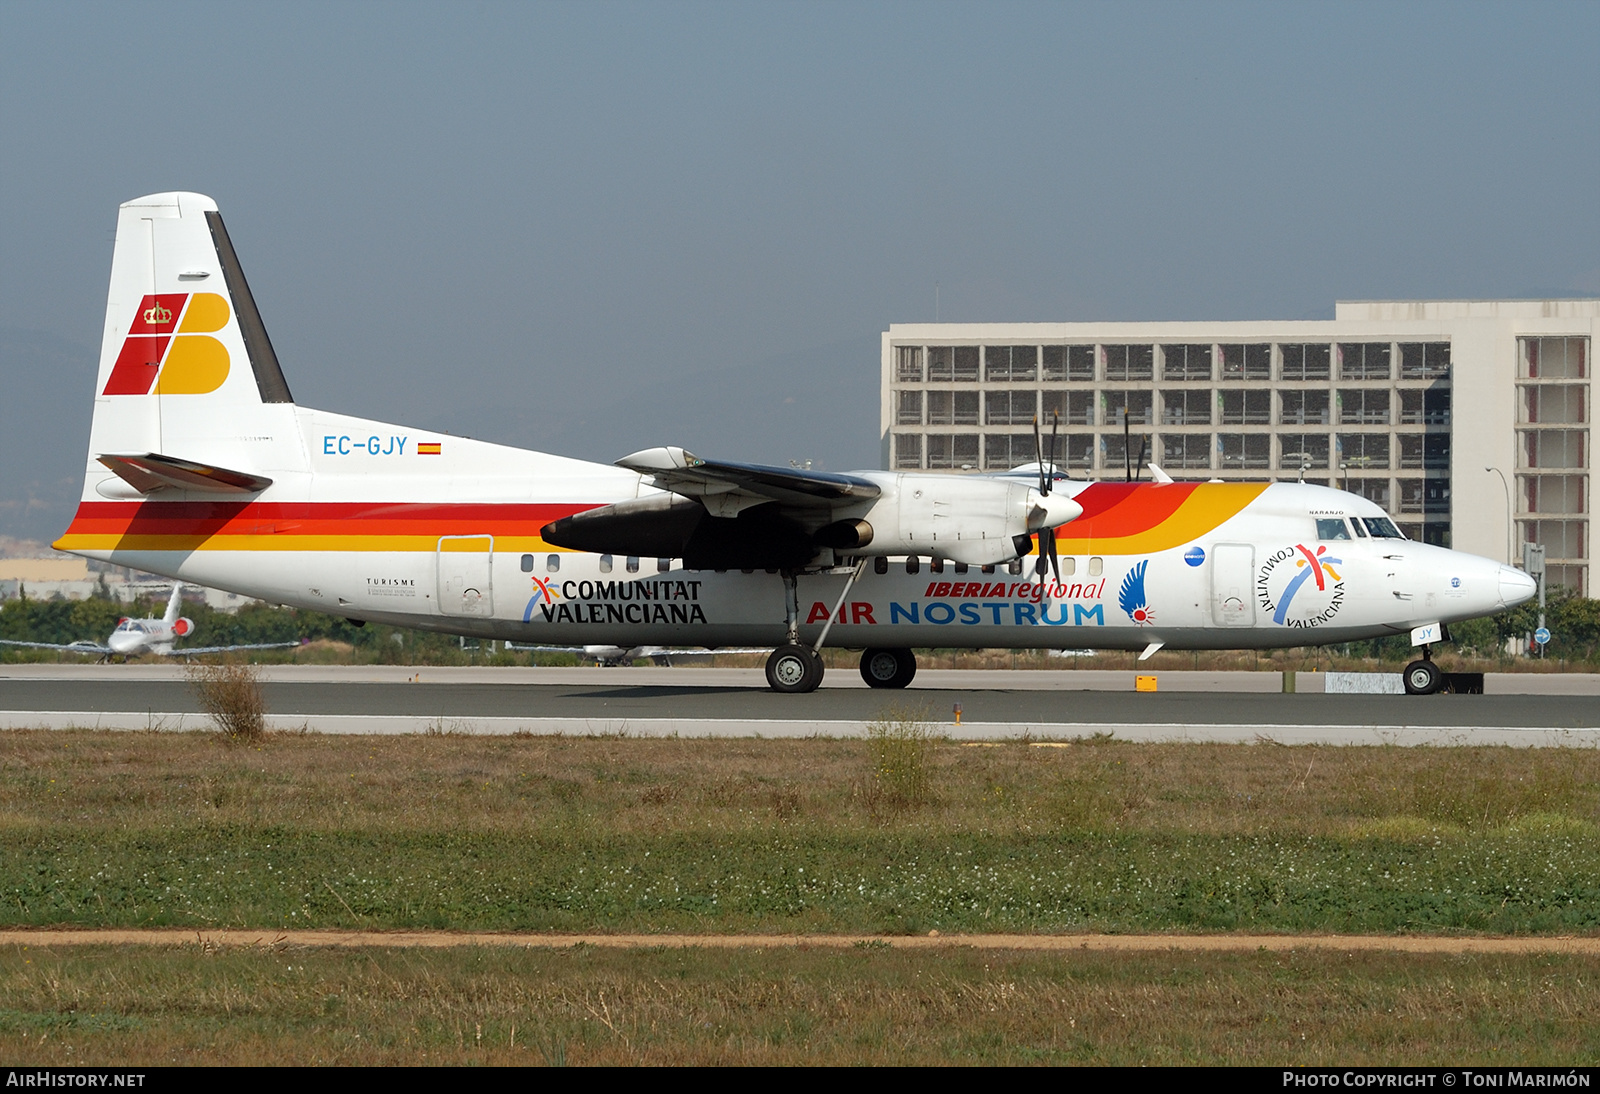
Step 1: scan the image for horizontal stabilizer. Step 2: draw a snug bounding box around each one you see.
[98,453,274,495]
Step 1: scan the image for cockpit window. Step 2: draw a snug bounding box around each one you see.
[1362,517,1405,539]
[1351,518,1368,538]
[1315,518,1352,541]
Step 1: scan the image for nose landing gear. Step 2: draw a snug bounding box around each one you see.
[1402,645,1444,695]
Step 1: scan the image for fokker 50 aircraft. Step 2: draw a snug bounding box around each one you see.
[53,193,1536,693]
[0,584,298,660]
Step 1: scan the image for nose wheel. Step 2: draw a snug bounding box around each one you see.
[859,647,916,689]
[1403,647,1444,695]
[766,644,824,693]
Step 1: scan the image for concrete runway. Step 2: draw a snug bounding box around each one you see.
[1,664,1596,745]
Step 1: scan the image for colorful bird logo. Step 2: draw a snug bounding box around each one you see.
[1272,544,1343,625]
[1118,559,1154,625]
[522,575,561,622]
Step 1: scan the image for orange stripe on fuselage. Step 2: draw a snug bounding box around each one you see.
[1055,482,1268,554]
[53,500,596,554]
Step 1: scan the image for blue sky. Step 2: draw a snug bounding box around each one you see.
[2,0,1596,542]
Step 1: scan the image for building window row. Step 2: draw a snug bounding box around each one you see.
[895,341,1452,384]
[896,387,1451,428]
[893,431,1450,473]
[902,388,1452,428]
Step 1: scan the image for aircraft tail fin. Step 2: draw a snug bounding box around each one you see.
[163,585,184,625]
[65,193,308,525]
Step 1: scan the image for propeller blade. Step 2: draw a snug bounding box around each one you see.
[1048,526,1061,586]
[1134,435,1148,482]
[1032,416,1046,496]
[1047,410,1060,495]
[1123,408,1132,481]
[1034,533,1048,576]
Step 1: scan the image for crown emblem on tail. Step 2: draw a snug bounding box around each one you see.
[143,300,173,325]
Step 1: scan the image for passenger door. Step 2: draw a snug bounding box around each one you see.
[1211,543,1255,626]
[437,535,494,617]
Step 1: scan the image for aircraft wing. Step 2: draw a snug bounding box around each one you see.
[168,642,302,656]
[617,447,880,512]
[0,639,111,654]
[541,447,881,570]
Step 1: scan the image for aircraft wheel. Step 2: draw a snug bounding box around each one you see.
[859,647,916,689]
[766,644,824,693]
[1402,659,1443,695]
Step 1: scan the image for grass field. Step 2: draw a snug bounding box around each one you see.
[4,943,1598,1065]
[4,728,1599,1065]
[1,729,1598,935]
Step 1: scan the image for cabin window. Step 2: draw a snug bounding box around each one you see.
[658,558,672,572]
[953,562,969,575]
[520,554,534,573]
[626,556,640,573]
[1007,558,1023,575]
[906,556,920,575]
[599,554,613,573]
[1088,556,1103,576]
[874,556,889,575]
[1061,557,1077,576]
[930,557,945,574]
[1316,518,1352,541]
[546,554,560,573]
[981,564,996,575]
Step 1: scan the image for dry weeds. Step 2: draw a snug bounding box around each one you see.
[2,944,1597,1065]
[183,660,266,743]
[0,730,1595,837]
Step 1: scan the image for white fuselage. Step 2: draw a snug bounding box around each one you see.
[60,407,1531,654]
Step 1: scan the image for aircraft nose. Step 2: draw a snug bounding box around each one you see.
[1498,565,1537,608]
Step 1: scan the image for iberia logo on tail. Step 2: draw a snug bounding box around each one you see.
[102,293,231,396]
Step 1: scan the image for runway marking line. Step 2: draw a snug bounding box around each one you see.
[4,930,1600,953]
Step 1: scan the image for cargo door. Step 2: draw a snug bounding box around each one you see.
[1211,543,1255,626]
[437,535,493,617]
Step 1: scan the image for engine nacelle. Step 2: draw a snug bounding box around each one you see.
[172,617,194,637]
[846,473,1082,566]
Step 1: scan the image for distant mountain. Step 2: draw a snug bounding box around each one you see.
[0,328,97,545]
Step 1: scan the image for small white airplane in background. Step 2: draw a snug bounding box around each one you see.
[0,585,300,661]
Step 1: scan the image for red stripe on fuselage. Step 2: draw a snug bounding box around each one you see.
[60,500,598,540]
[1067,482,1198,538]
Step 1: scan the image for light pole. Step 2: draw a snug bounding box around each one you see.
[1485,467,1512,564]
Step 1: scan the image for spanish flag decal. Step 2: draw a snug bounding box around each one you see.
[417,442,442,456]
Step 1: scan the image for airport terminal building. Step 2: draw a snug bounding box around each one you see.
[880,299,1598,595]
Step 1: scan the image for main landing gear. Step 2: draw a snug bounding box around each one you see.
[766,644,824,693]
[1402,644,1444,695]
[765,562,881,694]
[859,647,917,689]
[766,570,826,694]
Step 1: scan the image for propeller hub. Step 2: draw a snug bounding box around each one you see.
[1027,491,1081,531]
